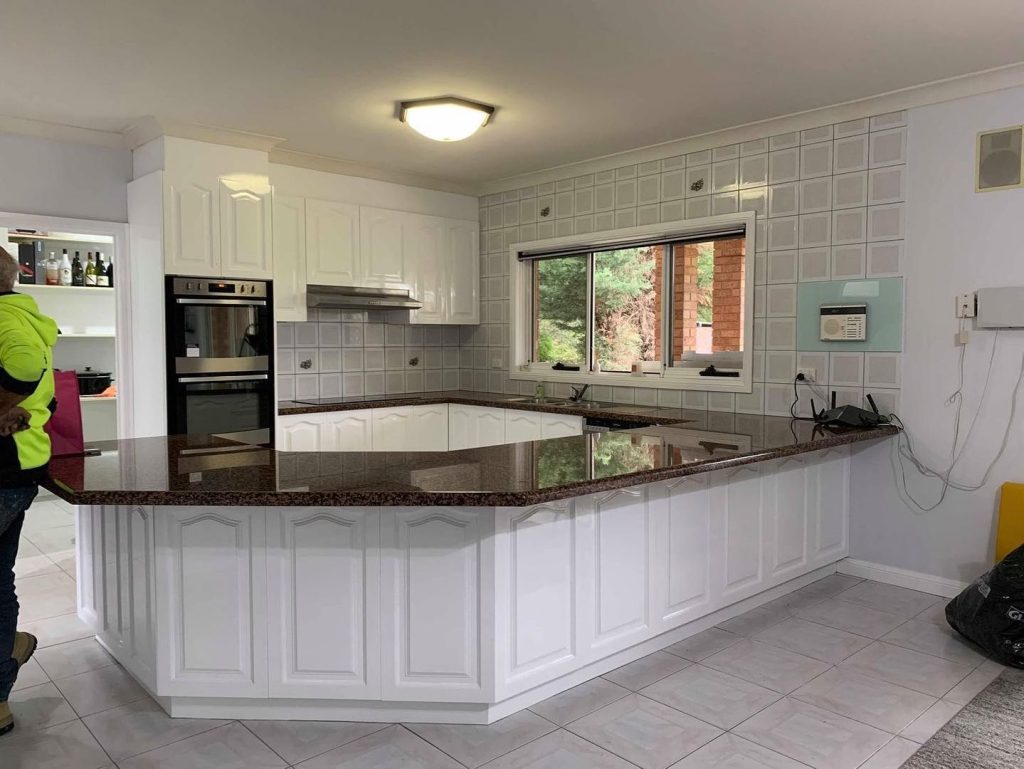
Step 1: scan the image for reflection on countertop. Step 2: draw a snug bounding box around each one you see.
[45,409,897,507]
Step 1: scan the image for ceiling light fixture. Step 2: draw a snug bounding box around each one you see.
[399,97,495,142]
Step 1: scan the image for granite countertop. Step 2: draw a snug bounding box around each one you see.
[44,411,897,508]
[278,390,693,425]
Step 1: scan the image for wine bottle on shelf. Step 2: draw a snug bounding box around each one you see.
[71,252,84,286]
[96,251,109,287]
[104,257,113,287]
[45,251,60,286]
[59,250,72,286]
[85,252,97,286]
[33,241,45,282]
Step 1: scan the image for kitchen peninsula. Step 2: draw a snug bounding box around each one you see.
[45,394,896,724]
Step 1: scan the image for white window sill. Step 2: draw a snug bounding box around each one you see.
[509,367,752,393]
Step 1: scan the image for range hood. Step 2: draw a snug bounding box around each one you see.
[306,285,422,310]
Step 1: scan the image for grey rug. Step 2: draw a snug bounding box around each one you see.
[901,668,1024,769]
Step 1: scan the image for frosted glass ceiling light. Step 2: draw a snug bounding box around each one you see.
[399,97,494,142]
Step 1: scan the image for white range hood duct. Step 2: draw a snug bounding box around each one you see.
[306,285,422,310]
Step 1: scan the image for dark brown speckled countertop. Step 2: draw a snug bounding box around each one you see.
[44,399,896,507]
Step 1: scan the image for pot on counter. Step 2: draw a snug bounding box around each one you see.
[75,367,112,396]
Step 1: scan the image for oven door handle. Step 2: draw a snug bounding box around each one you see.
[175,297,267,307]
[177,374,269,384]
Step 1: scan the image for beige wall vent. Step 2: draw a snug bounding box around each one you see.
[976,125,1024,192]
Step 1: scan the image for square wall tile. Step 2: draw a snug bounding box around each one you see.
[594,170,616,185]
[770,132,799,151]
[765,351,797,383]
[713,160,739,193]
[832,208,867,244]
[832,245,867,279]
[798,352,829,385]
[865,352,901,388]
[739,187,767,216]
[708,392,736,412]
[870,127,907,167]
[574,187,595,215]
[767,217,798,251]
[616,164,638,179]
[830,352,865,386]
[714,143,740,160]
[835,117,869,137]
[661,170,685,200]
[637,204,659,225]
[833,171,868,209]
[766,285,797,317]
[765,317,796,349]
[800,142,833,178]
[712,192,739,215]
[741,138,769,155]
[769,148,800,184]
[637,175,661,205]
[615,179,637,208]
[661,200,684,223]
[740,154,769,188]
[662,154,685,170]
[834,135,869,173]
[638,159,662,175]
[799,177,832,213]
[686,165,710,196]
[594,183,615,211]
[867,241,903,277]
[687,149,712,165]
[769,183,799,217]
[868,166,905,204]
[768,251,798,284]
[798,248,830,282]
[868,203,904,242]
[686,197,711,219]
[594,211,615,230]
[871,111,907,130]
[799,213,831,248]
[801,125,834,144]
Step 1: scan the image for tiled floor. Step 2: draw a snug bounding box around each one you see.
[4,492,1007,768]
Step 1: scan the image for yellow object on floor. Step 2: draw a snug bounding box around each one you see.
[996,482,1024,562]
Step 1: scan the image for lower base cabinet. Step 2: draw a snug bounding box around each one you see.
[77,446,850,716]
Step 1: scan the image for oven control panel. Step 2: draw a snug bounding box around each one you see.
[172,276,268,298]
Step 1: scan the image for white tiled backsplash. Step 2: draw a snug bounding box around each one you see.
[277,310,464,401]
[465,111,908,417]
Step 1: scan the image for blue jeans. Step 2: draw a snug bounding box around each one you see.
[0,486,37,702]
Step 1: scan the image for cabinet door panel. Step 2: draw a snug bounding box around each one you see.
[306,199,360,286]
[447,220,480,325]
[373,405,448,451]
[810,450,849,564]
[768,459,809,579]
[272,194,307,322]
[381,508,484,700]
[322,410,373,451]
[360,208,408,288]
[408,215,446,324]
[657,479,712,624]
[277,415,324,451]
[220,179,272,278]
[541,413,583,439]
[505,410,543,443]
[166,179,218,275]
[449,404,505,450]
[268,508,380,698]
[156,507,267,697]
[718,467,764,600]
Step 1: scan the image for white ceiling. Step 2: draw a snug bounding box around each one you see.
[3,0,1024,187]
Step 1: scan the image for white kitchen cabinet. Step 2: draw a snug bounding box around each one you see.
[446,220,480,325]
[360,207,410,289]
[504,410,544,443]
[540,413,583,439]
[322,409,373,451]
[220,178,273,279]
[164,172,219,277]
[372,404,449,452]
[267,507,380,699]
[407,214,447,324]
[306,199,360,286]
[272,193,307,322]
[277,415,326,451]
[449,404,506,450]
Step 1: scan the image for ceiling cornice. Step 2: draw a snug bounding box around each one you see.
[473,60,1024,196]
[0,113,125,149]
[121,116,286,153]
[268,147,477,196]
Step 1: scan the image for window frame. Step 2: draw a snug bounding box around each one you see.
[509,212,756,394]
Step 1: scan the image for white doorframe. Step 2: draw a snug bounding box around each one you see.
[0,211,134,438]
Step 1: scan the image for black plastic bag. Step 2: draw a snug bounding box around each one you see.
[946,543,1024,668]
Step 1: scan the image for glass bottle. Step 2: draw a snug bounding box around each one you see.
[71,252,84,286]
[85,252,97,286]
[58,250,72,286]
[95,252,109,287]
[45,251,60,286]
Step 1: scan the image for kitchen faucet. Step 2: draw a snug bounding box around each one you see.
[569,384,590,403]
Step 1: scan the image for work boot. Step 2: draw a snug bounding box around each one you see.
[0,701,11,735]
[11,632,37,667]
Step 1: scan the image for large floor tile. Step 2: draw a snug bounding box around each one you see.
[15,570,78,622]
[639,664,781,729]
[22,500,75,534]
[669,733,811,768]
[734,697,890,769]
[25,524,76,556]
[83,698,230,761]
[716,607,787,637]
[858,737,921,769]
[53,664,149,717]
[118,722,287,769]
[664,628,743,662]
[7,681,79,732]
[244,719,390,765]
[757,591,829,617]
[295,724,464,768]
[943,661,1005,705]
[839,642,974,698]
[14,551,63,579]
[405,710,555,769]
[602,650,691,691]
[0,718,111,769]
[912,600,949,625]
[791,668,935,732]
[753,617,872,663]
[11,657,50,691]
[794,599,905,639]
[833,582,940,618]
[528,676,629,726]
[794,574,864,600]
[702,640,830,694]
[36,638,116,680]
[566,693,721,769]
[19,611,94,648]
[899,699,964,744]
[881,619,987,666]
[477,728,635,768]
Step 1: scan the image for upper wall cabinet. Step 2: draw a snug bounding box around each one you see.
[408,215,480,325]
[360,207,411,289]
[445,220,480,325]
[272,193,307,323]
[305,199,360,287]
[163,170,273,280]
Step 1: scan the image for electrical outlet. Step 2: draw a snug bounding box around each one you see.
[796,367,817,382]
[956,292,976,318]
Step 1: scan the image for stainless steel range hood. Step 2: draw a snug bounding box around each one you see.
[306,285,422,310]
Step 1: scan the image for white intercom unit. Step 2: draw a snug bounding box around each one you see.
[820,304,867,341]
[976,287,1024,328]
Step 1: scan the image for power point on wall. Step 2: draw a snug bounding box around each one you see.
[796,367,817,382]
[956,292,976,318]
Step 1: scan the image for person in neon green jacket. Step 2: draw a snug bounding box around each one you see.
[0,248,58,735]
